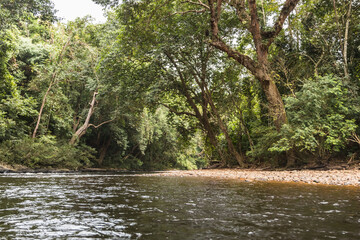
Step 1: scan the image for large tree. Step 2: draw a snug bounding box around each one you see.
[115,0,300,129]
[202,0,299,129]
[115,1,252,166]
[0,0,58,28]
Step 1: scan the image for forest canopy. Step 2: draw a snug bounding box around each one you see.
[0,0,359,170]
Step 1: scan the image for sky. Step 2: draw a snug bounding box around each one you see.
[52,0,107,23]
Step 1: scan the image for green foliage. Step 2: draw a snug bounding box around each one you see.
[246,125,280,161]
[108,155,144,170]
[92,0,120,8]
[0,94,38,140]
[137,107,204,170]
[1,0,360,170]
[175,131,207,170]
[0,136,95,169]
[17,37,49,65]
[0,30,39,141]
[97,106,205,170]
[0,30,18,98]
[270,75,357,157]
[0,0,58,27]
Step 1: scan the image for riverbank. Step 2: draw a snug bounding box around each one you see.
[143,169,360,186]
[1,163,359,186]
[0,163,126,174]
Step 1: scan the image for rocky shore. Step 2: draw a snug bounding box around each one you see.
[143,169,360,186]
[1,162,359,186]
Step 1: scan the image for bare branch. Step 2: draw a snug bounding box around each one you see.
[32,35,73,139]
[172,9,207,15]
[183,0,210,9]
[88,119,115,129]
[349,132,360,145]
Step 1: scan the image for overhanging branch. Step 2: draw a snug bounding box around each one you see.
[88,119,115,129]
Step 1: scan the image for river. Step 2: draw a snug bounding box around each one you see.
[0,173,359,239]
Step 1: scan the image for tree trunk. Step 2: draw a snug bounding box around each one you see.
[201,116,226,165]
[32,36,72,138]
[343,0,352,78]
[98,138,111,166]
[207,0,298,130]
[332,0,351,78]
[216,115,245,166]
[205,86,245,166]
[32,78,55,138]
[164,51,227,164]
[70,91,98,145]
[229,93,254,152]
[258,71,287,130]
[73,116,80,133]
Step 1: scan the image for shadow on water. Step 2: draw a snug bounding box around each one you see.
[0,173,359,239]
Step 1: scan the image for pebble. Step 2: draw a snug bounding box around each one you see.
[143,169,360,186]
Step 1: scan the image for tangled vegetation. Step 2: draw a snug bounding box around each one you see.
[0,0,359,170]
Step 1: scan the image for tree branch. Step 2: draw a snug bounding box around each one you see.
[226,0,250,27]
[183,0,210,9]
[88,119,115,129]
[215,0,222,22]
[164,51,203,119]
[208,0,220,37]
[172,9,207,15]
[160,103,196,117]
[248,0,263,51]
[210,39,258,74]
[208,0,258,73]
[261,0,300,46]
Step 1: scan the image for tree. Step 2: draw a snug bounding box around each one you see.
[270,75,357,162]
[115,2,249,165]
[0,0,58,29]
[201,0,300,130]
[32,33,72,138]
[136,0,299,130]
[92,0,120,8]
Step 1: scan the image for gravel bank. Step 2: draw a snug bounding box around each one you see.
[143,169,360,186]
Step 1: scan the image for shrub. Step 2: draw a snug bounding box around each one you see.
[0,135,95,169]
[270,75,357,159]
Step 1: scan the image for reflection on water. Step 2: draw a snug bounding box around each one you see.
[0,174,359,239]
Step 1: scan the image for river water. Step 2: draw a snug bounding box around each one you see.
[0,173,359,239]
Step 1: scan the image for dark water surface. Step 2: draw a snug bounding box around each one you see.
[0,174,359,239]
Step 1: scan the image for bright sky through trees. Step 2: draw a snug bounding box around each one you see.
[52,0,106,23]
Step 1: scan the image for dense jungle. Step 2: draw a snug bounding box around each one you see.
[1,0,360,170]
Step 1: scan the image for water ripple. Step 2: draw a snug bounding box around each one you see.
[0,174,358,239]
